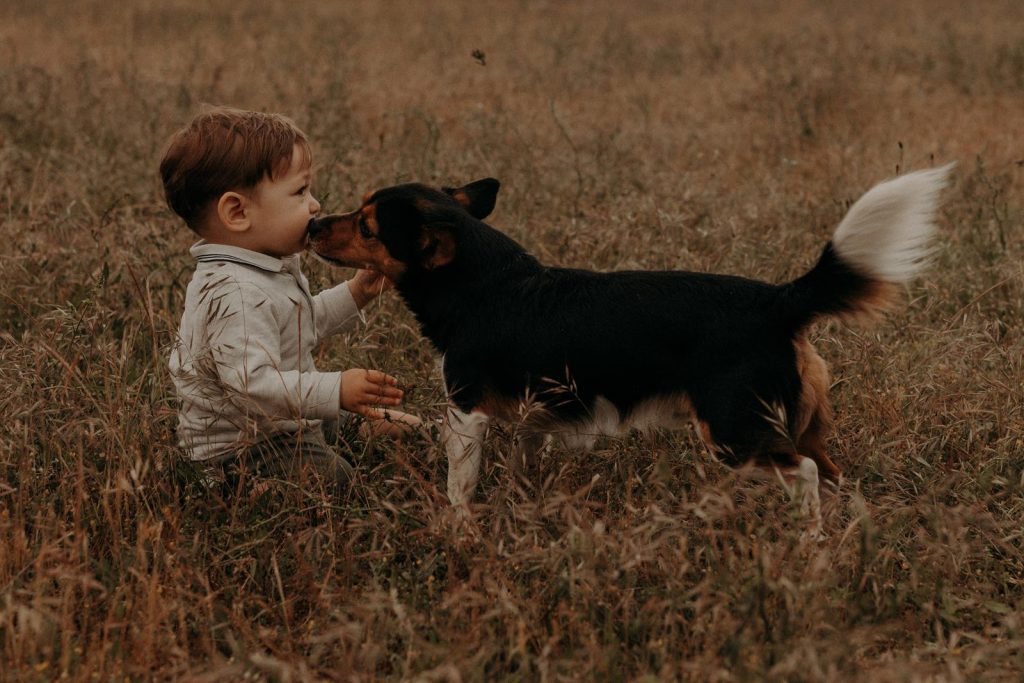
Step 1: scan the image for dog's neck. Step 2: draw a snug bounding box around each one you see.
[397,221,540,352]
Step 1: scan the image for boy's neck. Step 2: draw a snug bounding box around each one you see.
[195,226,298,260]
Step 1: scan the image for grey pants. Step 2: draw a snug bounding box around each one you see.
[223,420,355,493]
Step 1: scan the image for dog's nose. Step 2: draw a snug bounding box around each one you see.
[306,216,328,240]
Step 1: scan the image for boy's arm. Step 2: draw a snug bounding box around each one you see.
[311,270,390,339]
[311,280,363,340]
[208,283,341,420]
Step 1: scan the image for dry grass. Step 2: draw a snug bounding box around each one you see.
[1,0,1023,680]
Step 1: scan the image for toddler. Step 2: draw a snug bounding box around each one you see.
[161,107,418,490]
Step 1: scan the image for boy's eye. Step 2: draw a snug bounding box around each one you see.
[296,185,309,195]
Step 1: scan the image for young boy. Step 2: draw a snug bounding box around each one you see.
[162,107,418,490]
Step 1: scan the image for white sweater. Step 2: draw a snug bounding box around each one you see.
[169,241,362,461]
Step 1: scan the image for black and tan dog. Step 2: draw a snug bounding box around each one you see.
[308,166,951,533]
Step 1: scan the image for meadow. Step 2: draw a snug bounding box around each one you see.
[1,0,1022,679]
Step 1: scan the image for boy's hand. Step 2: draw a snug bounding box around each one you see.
[348,269,393,309]
[340,369,403,418]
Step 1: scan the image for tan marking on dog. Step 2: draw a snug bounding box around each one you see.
[361,203,378,232]
[371,249,407,281]
[309,211,357,258]
[693,418,723,458]
[696,420,713,444]
[357,204,408,278]
[792,337,842,482]
[415,197,436,213]
[475,390,522,421]
[842,280,903,324]
[448,189,471,210]
[418,226,456,269]
[311,203,406,280]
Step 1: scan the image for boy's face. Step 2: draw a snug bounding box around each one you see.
[245,145,320,257]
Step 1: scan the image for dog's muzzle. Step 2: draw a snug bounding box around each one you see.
[306,216,329,241]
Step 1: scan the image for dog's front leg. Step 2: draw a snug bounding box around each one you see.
[443,406,489,506]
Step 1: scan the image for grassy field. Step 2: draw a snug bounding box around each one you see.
[1,0,1022,679]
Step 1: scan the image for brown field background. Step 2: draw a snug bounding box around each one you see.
[1,0,1022,680]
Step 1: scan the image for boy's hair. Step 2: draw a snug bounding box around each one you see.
[159,107,311,231]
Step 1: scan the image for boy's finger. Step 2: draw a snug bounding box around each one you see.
[357,405,386,419]
[359,382,401,399]
[362,393,402,406]
[376,386,404,400]
[367,370,399,385]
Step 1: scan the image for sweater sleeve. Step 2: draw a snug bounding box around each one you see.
[312,281,364,341]
[206,282,341,421]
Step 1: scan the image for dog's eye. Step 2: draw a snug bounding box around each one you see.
[358,219,374,240]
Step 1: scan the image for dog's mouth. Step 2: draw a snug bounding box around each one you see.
[309,250,350,268]
[308,249,370,270]
[304,218,340,265]
[305,217,374,270]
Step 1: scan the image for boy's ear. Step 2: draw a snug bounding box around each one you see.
[418,224,456,269]
[443,178,500,220]
[216,191,250,233]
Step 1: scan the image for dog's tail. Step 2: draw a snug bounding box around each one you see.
[783,163,954,330]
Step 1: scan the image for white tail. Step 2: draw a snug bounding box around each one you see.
[831,163,954,283]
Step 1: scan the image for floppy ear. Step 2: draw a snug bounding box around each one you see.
[443,178,500,220]
[418,224,456,269]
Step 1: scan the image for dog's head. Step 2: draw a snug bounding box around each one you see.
[307,178,500,282]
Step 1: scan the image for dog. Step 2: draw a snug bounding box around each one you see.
[308,165,952,533]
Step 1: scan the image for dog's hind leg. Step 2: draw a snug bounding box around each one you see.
[796,408,841,497]
[792,339,842,493]
[786,455,824,541]
[757,453,824,540]
[692,410,825,538]
[734,452,824,540]
[443,406,490,506]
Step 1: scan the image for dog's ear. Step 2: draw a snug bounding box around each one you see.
[418,224,456,270]
[443,178,500,220]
